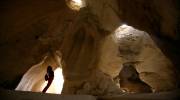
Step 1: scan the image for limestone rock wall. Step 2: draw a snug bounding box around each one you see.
[0,0,179,95]
[15,52,63,93]
[0,0,77,89]
[98,25,177,92]
[117,0,180,73]
[59,7,122,95]
[117,0,179,39]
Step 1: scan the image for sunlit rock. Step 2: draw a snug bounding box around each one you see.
[0,0,179,97]
[99,25,177,92]
[16,52,64,94]
[66,0,86,11]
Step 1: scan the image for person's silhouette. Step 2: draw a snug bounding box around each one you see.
[42,66,54,93]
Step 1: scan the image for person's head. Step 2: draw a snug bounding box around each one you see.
[47,66,53,72]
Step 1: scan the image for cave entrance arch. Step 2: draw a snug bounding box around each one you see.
[15,51,64,94]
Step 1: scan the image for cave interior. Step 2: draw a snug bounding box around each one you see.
[0,0,180,100]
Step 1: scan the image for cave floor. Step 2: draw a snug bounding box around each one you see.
[0,88,179,100]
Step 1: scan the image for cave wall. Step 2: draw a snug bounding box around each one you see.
[0,0,122,95]
[0,0,179,95]
[15,51,62,93]
[0,0,77,89]
[98,25,177,92]
[117,0,180,73]
[117,0,179,39]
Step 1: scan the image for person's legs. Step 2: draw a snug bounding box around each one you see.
[42,79,53,93]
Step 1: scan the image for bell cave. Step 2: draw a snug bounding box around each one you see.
[0,0,180,100]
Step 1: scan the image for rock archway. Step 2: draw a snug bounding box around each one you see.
[15,51,64,94]
[0,0,179,96]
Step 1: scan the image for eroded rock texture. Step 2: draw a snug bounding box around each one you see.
[99,25,177,92]
[0,0,77,89]
[15,52,63,93]
[119,63,152,93]
[0,0,179,95]
[59,7,122,95]
[117,0,180,74]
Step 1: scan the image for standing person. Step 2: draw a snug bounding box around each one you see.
[42,66,54,93]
